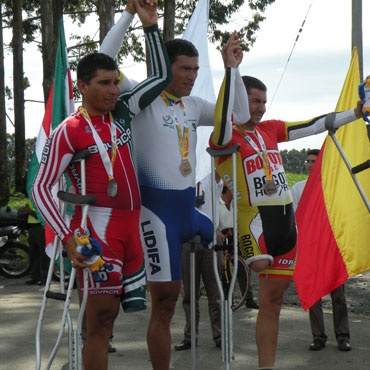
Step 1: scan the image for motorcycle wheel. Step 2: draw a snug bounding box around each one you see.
[0,242,31,278]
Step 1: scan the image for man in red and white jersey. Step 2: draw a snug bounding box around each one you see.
[211,74,364,370]
[31,1,172,369]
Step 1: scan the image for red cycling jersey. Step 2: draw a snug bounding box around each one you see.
[32,110,140,243]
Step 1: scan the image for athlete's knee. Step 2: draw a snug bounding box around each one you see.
[87,297,120,331]
[149,282,180,321]
[153,295,178,322]
[259,293,284,318]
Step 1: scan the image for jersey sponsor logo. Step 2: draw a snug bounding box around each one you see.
[141,220,161,276]
[252,172,289,198]
[162,115,175,128]
[277,258,295,266]
[87,128,132,153]
[89,289,120,295]
[85,125,102,133]
[40,137,52,164]
[222,174,242,200]
[68,162,82,192]
[189,120,197,131]
[240,233,254,259]
[244,151,282,175]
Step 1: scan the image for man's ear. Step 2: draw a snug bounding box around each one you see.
[77,79,87,96]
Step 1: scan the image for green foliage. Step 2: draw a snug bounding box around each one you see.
[281,148,311,174]
[7,190,28,210]
[286,172,307,188]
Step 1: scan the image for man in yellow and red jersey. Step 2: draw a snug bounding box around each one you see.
[210,74,364,370]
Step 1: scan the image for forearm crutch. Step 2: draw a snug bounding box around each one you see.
[35,149,95,370]
[206,144,240,369]
[189,234,201,370]
[325,113,370,212]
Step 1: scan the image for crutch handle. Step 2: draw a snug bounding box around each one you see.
[57,191,96,205]
[71,148,92,162]
[206,143,240,157]
[46,291,67,301]
[352,160,370,174]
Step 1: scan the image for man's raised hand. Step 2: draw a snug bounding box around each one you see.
[134,0,158,27]
[222,31,243,69]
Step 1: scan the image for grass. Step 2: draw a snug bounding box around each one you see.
[286,173,307,188]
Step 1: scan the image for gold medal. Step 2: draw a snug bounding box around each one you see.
[263,180,277,196]
[108,179,118,197]
[180,159,192,177]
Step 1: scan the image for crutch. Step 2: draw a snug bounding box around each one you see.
[35,149,95,370]
[206,143,240,369]
[325,113,370,212]
[189,234,201,370]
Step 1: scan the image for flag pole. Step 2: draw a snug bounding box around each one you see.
[351,0,363,81]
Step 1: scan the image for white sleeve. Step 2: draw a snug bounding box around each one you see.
[290,180,306,211]
[99,11,134,58]
[288,110,359,141]
[99,11,139,93]
[232,68,250,124]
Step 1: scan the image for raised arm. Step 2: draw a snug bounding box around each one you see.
[211,33,249,147]
[99,9,134,59]
[221,31,250,125]
[122,22,172,113]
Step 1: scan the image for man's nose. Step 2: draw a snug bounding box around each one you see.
[109,84,119,94]
[188,70,197,80]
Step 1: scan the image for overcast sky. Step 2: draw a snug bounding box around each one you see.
[3,0,370,152]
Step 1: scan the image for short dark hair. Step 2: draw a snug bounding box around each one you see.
[241,76,267,95]
[307,149,320,157]
[77,52,118,84]
[165,39,198,65]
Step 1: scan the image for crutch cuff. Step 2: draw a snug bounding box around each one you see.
[245,254,274,266]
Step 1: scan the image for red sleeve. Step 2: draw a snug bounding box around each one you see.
[32,119,77,243]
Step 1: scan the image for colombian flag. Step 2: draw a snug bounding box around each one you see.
[294,47,370,310]
[27,18,74,256]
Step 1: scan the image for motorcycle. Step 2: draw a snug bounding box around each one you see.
[0,206,31,278]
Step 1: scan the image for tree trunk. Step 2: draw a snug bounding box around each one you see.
[98,0,114,43]
[41,0,63,104]
[0,5,9,205]
[13,0,25,192]
[41,0,54,103]
[163,0,175,41]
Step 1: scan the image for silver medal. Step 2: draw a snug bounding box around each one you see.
[108,179,118,197]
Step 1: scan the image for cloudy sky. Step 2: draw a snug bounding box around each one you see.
[3,0,370,152]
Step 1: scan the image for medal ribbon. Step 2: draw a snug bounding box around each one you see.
[79,106,117,182]
[236,126,272,180]
[160,92,189,163]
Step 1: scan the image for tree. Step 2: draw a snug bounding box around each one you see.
[0,5,9,206]
[97,0,114,44]
[13,0,26,193]
[280,149,310,174]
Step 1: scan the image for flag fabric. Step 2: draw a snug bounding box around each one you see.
[27,18,74,254]
[294,47,370,310]
[182,0,216,182]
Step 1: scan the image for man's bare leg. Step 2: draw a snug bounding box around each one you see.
[147,280,181,370]
[83,294,120,370]
[256,277,290,368]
